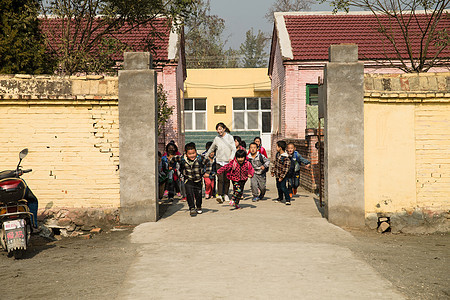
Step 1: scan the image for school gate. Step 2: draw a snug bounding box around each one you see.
[119,52,159,224]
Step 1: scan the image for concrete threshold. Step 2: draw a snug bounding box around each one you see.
[118,180,404,300]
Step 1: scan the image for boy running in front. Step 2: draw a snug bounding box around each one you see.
[247,142,270,201]
[217,150,254,209]
[170,142,211,216]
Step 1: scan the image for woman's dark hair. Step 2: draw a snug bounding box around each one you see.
[240,141,246,149]
[235,149,247,158]
[234,136,241,144]
[165,142,178,154]
[254,137,261,143]
[216,122,230,133]
[205,141,213,151]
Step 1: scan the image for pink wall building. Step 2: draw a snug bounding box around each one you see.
[268,11,450,191]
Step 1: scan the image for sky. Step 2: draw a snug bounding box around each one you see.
[209,0,335,50]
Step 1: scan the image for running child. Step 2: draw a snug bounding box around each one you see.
[158,151,169,201]
[217,149,254,209]
[271,141,292,205]
[169,142,211,216]
[204,149,217,199]
[286,143,310,196]
[247,142,270,201]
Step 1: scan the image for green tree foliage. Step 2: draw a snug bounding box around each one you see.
[324,0,450,72]
[0,0,54,74]
[157,84,174,135]
[265,0,313,23]
[239,28,269,68]
[184,0,228,68]
[41,0,195,75]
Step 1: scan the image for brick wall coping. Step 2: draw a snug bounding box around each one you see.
[0,74,116,80]
[0,95,118,105]
[0,74,119,101]
[364,71,450,93]
[364,92,450,103]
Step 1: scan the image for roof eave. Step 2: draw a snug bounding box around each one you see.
[274,12,293,61]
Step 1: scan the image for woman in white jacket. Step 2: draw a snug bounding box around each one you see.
[205,122,236,203]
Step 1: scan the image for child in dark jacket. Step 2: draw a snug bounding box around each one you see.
[271,141,292,205]
[217,150,254,209]
[158,152,169,201]
[169,142,211,216]
[286,143,310,196]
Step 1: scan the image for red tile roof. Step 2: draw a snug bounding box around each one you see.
[282,13,450,61]
[40,17,175,61]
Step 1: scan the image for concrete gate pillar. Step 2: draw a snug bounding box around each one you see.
[119,52,159,224]
[323,44,365,228]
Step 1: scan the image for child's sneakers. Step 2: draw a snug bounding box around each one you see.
[216,196,224,203]
[285,201,291,205]
[205,193,210,199]
[234,203,242,209]
[229,199,235,206]
[181,197,187,201]
[189,208,197,216]
[196,207,203,214]
[252,197,259,202]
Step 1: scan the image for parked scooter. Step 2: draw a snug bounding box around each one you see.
[0,149,36,259]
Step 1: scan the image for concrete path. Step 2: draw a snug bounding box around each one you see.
[118,180,404,300]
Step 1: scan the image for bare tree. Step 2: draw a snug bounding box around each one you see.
[326,0,450,72]
[41,0,195,75]
[265,0,314,23]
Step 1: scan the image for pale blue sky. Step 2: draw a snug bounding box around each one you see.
[209,0,335,49]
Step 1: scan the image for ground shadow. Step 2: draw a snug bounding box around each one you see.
[1,235,57,260]
[313,197,326,218]
[159,199,184,219]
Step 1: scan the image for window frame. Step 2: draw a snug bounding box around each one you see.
[306,84,319,106]
[183,98,207,131]
[232,97,271,133]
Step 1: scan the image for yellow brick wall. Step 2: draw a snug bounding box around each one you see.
[364,72,450,214]
[415,103,450,208]
[0,103,119,209]
[0,75,119,209]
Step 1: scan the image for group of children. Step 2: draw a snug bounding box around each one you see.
[158,137,310,217]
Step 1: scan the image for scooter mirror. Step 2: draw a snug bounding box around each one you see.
[19,148,28,159]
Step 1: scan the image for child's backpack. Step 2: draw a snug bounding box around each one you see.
[286,155,296,178]
[293,152,301,172]
[259,153,269,174]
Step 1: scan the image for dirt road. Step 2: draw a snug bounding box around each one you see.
[0,199,448,299]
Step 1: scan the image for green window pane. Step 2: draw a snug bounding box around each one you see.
[184,99,193,111]
[247,98,259,110]
[233,98,245,110]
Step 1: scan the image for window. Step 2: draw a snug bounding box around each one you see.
[306,84,319,105]
[306,84,319,128]
[184,98,206,131]
[232,97,271,133]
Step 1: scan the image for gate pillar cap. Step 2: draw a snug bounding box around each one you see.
[329,44,358,63]
[123,52,153,70]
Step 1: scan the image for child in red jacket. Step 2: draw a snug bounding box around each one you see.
[217,149,254,209]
